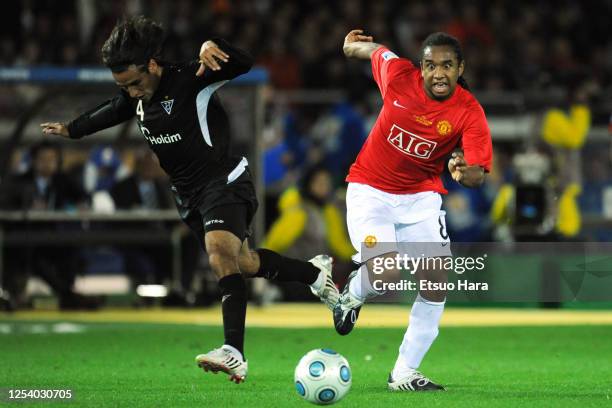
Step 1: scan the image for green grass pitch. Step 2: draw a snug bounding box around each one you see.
[1,322,611,407]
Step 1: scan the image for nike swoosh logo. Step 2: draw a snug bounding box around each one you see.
[393,99,408,109]
[222,294,231,303]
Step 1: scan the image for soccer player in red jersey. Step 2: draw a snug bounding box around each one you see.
[334,29,493,391]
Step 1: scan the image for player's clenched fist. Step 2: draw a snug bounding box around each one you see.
[448,151,467,182]
[343,29,380,59]
[344,29,373,47]
[196,40,230,76]
[40,122,70,138]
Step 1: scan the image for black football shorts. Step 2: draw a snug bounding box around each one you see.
[172,168,258,246]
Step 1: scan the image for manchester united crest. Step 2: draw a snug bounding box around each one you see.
[364,235,377,248]
[436,120,452,136]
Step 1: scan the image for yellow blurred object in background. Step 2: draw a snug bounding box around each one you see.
[541,105,591,149]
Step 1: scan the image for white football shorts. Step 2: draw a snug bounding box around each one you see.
[346,182,451,263]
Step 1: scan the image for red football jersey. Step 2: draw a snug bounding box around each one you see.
[346,47,493,194]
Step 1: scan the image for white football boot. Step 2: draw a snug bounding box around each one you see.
[195,345,248,384]
[388,370,445,391]
[308,255,339,311]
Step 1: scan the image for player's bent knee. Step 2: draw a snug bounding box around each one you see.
[208,252,240,279]
[238,250,259,277]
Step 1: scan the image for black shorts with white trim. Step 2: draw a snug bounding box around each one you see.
[172,166,258,245]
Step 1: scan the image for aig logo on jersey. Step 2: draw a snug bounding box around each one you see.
[387,124,437,159]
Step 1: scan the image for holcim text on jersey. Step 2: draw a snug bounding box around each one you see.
[145,132,183,144]
[139,125,182,144]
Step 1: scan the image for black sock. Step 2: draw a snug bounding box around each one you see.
[218,274,247,358]
[255,249,319,285]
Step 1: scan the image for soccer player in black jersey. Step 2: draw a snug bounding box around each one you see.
[40,16,339,384]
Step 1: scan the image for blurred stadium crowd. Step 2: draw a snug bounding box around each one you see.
[1,0,611,308]
[3,0,611,94]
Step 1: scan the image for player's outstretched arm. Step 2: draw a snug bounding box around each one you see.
[448,151,485,188]
[343,29,383,60]
[40,94,134,140]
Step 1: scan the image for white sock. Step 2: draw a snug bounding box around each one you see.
[309,270,325,292]
[222,344,245,361]
[348,264,383,303]
[392,294,445,378]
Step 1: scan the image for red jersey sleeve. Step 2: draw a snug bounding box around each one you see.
[460,104,493,172]
[371,47,416,98]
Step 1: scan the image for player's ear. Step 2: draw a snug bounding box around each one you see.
[458,60,465,77]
